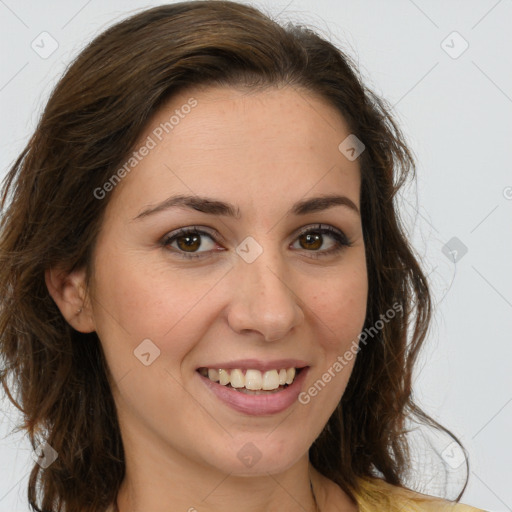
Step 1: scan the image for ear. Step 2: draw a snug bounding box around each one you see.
[45,266,96,333]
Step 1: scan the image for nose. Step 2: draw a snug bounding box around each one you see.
[226,248,305,342]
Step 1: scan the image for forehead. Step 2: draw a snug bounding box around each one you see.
[105,85,361,219]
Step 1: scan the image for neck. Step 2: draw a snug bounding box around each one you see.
[115,450,321,512]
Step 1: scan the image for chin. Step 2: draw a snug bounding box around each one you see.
[202,435,309,477]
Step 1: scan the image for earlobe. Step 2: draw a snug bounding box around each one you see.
[45,266,96,333]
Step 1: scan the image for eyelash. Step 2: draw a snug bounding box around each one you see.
[160,224,353,260]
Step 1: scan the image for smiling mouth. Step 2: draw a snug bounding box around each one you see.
[197,367,304,394]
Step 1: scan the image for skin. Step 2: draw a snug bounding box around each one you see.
[46,85,368,511]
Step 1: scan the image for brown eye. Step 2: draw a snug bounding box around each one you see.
[176,233,202,252]
[162,227,218,259]
[162,224,351,261]
[298,232,323,250]
[291,224,352,258]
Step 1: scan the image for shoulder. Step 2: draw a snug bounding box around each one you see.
[354,477,488,512]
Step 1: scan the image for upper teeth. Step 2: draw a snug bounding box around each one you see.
[200,367,297,390]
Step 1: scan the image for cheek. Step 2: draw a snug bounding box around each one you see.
[92,247,213,336]
[90,252,196,371]
[300,273,366,419]
[310,266,368,350]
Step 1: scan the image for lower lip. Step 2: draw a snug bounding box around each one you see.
[197,368,309,416]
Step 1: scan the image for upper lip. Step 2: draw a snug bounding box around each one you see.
[196,359,310,372]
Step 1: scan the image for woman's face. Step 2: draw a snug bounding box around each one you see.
[88,85,368,477]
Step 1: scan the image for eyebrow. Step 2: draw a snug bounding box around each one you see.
[133,193,360,221]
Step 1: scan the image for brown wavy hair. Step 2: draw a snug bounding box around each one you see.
[0,1,467,511]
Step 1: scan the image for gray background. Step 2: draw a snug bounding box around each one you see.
[0,1,511,511]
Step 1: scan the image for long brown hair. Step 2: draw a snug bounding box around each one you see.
[0,2,467,511]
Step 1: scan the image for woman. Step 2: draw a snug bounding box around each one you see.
[0,2,486,511]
